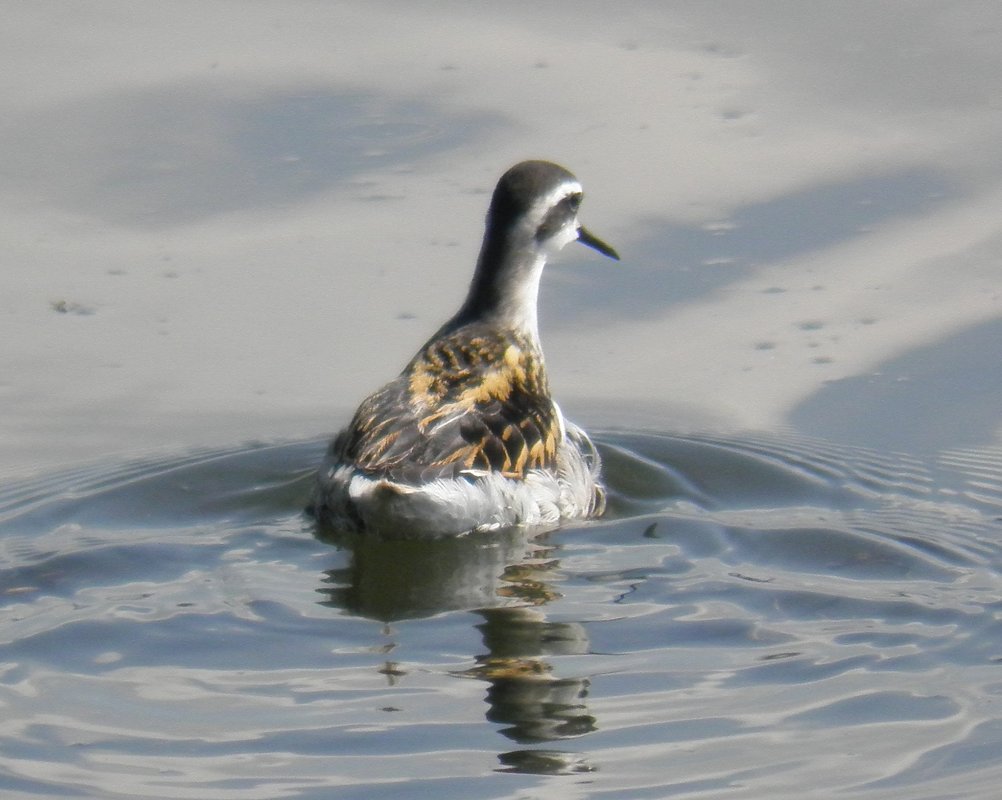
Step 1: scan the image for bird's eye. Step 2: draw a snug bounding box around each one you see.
[567,192,583,211]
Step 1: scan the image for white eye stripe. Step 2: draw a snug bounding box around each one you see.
[529,180,584,222]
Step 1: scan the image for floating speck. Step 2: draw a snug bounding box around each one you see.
[50,300,94,315]
[701,42,742,58]
[798,320,825,331]
[754,341,776,351]
[761,286,786,294]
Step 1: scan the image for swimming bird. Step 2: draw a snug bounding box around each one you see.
[311,160,619,536]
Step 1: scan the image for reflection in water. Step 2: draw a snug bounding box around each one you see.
[2,430,1000,796]
[315,524,545,621]
[497,748,596,776]
[468,608,596,744]
[315,521,598,771]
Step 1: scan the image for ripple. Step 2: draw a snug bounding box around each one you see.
[938,445,1002,514]
[0,440,320,533]
[1,429,1000,798]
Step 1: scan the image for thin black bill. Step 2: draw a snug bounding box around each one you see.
[577,226,620,260]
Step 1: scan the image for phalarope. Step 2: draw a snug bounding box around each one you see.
[311,160,619,536]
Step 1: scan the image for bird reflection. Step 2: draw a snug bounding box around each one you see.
[460,606,597,743]
[315,524,545,620]
[314,522,598,769]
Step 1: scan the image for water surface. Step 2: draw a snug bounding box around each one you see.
[3,3,1002,798]
[2,430,1000,798]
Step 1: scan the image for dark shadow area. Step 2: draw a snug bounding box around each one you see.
[4,80,503,227]
[546,168,954,324]
[789,315,1002,453]
[315,524,545,621]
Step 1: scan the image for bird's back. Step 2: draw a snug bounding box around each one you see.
[312,322,604,535]
[331,322,560,484]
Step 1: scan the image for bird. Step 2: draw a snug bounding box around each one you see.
[311,160,619,537]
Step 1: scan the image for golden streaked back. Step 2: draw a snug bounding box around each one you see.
[331,324,560,483]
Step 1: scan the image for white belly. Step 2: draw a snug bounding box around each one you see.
[313,428,604,537]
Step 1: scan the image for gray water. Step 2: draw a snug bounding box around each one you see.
[4,3,1002,798]
[2,430,1000,798]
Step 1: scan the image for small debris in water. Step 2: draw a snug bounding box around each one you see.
[50,300,95,315]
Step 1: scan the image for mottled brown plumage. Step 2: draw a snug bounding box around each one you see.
[329,325,560,484]
[312,160,618,536]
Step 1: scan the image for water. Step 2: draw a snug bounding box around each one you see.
[2,430,999,799]
[4,3,1002,798]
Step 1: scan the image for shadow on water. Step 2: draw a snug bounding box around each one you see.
[547,167,954,324]
[3,81,504,227]
[790,314,1002,453]
[1,428,1001,792]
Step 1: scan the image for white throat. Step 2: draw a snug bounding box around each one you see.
[506,252,547,344]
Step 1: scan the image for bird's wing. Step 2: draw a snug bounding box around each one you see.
[333,328,561,483]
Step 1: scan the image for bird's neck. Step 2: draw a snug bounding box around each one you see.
[450,231,546,346]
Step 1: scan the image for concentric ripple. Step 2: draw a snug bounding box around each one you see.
[1,430,1000,799]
